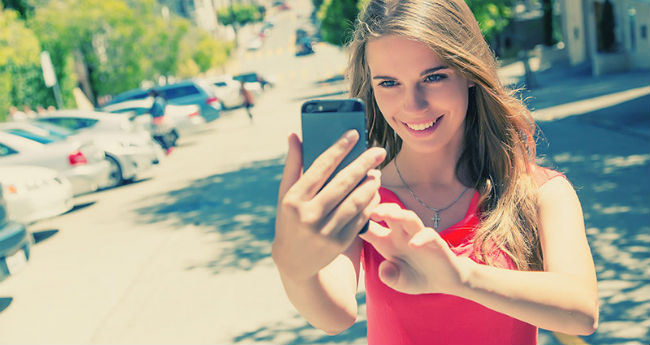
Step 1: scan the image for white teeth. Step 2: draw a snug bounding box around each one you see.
[406,120,435,131]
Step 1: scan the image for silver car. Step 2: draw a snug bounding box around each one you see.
[31,112,164,188]
[0,131,110,196]
[101,98,205,138]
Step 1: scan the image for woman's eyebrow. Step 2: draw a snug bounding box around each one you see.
[420,66,448,75]
[372,65,449,80]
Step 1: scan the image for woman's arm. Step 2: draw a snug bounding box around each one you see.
[457,176,598,334]
[361,176,598,335]
[273,132,385,334]
[277,238,363,334]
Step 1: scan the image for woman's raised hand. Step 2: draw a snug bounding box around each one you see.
[272,131,386,282]
[360,203,473,295]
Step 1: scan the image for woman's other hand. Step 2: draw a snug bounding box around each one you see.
[360,203,472,295]
[272,131,386,282]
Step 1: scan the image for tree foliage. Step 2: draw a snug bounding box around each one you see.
[0,0,233,116]
[318,0,359,47]
[217,3,263,27]
[0,8,54,120]
[466,0,514,43]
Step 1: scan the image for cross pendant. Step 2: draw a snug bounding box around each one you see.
[432,212,440,229]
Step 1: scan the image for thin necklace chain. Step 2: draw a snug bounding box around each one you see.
[394,157,469,229]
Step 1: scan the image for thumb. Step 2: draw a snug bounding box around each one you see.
[278,133,303,200]
[378,260,402,289]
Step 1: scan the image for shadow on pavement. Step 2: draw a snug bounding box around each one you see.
[537,97,649,345]
[31,229,59,245]
[133,157,283,273]
[233,294,367,345]
[0,297,12,313]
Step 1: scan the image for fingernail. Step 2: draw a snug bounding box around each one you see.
[371,148,387,162]
[343,130,359,144]
[366,169,379,178]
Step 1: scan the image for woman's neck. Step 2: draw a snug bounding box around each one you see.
[394,146,461,188]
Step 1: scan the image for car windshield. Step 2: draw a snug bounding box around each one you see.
[2,129,61,144]
[160,85,200,99]
[29,121,75,136]
[108,107,150,116]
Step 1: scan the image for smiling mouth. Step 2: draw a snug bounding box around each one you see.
[404,116,442,131]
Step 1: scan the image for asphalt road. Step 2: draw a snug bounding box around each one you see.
[0,1,648,343]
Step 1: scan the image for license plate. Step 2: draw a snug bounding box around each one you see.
[6,249,27,275]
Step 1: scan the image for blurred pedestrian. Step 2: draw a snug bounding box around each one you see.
[147,89,174,155]
[272,0,598,343]
[239,81,254,123]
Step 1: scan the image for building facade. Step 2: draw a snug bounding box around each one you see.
[559,0,650,75]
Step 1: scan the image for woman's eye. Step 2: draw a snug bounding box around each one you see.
[424,74,447,83]
[378,80,397,87]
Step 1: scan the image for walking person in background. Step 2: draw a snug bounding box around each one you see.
[239,81,255,123]
[147,89,174,154]
[272,0,599,344]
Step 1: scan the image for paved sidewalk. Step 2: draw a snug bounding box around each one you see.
[512,64,649,345]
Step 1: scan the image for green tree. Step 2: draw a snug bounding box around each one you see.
[30,0,230,103]
[217,3,264,46]
[0,8,55,120]
[466,0,514,43]
[318,0,359,47]
[1,0,33,19]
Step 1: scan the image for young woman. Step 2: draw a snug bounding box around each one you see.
[272,0,599,343]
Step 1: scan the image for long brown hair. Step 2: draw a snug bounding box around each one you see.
[347,0,543,270]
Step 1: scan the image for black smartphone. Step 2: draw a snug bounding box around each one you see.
[301,98,369,233]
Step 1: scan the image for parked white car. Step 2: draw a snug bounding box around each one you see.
[0,131,110,196]
[0,166,73,224]
[30,112,164,188]
[203,76,245,109]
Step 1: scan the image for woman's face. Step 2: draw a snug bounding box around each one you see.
[366,35,472,155]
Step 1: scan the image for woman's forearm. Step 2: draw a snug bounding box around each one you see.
[457,259,599,335]
[277,254,360,335]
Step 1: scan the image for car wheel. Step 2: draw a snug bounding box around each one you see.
[105,155,124,189]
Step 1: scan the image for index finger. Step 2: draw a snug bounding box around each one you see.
[292,130,359,199]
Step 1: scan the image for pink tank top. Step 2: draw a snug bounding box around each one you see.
[361,167,564,345]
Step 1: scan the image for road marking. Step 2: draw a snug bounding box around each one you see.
[553,332,590,345]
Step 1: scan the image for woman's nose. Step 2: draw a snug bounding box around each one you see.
[402,84,428,113]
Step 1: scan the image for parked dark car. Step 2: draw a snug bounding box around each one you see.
[157,80,222,122]
[0,185,31,282]
[104,88,149,106]
[106,81,222,123]
[295,28,315,57]
[233,72,274,93]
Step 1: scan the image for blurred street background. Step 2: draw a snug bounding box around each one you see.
[0,0,648,344]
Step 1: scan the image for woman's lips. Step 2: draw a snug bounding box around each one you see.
[402,115,444,136]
